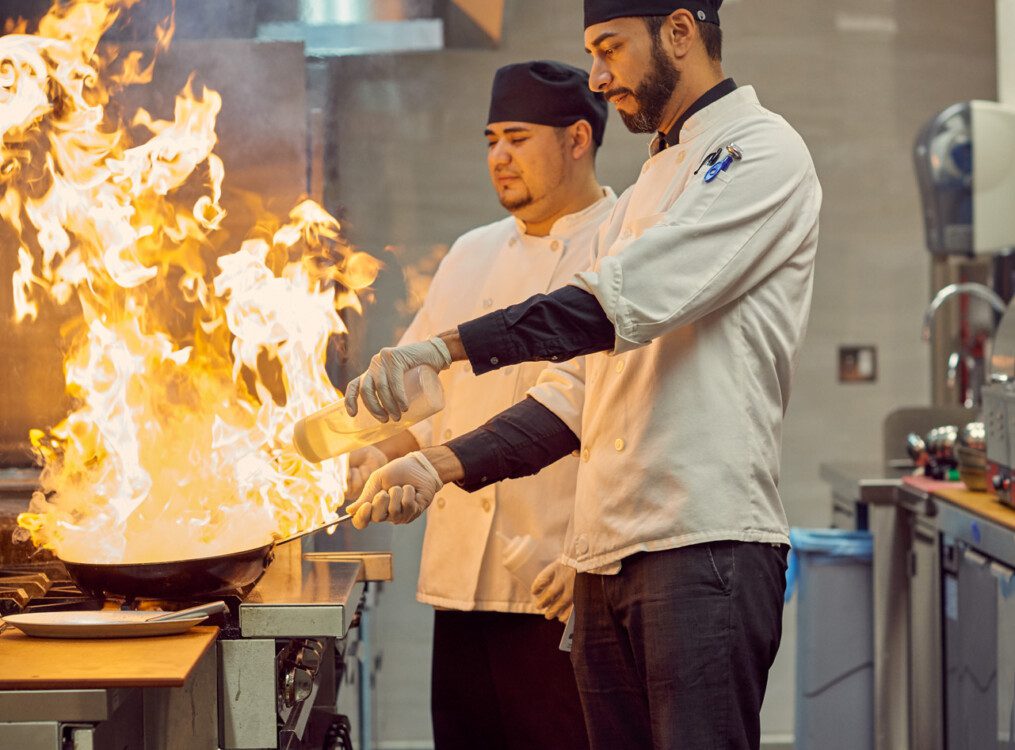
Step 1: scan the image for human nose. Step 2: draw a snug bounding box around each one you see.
[589,57,611,92]
[488,140,511,167]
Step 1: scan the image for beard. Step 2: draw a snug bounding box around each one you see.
[498,185,533,211]
[609,39,681,134]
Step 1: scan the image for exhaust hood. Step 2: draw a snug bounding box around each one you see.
[257,0,505,56]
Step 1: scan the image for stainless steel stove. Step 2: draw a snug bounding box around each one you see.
[219,548,365,749]
[0,543,371,750]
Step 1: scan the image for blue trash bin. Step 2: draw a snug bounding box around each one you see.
[786,528,874,750]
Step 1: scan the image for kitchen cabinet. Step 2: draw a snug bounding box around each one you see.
[908,515,943,750]
[944,543,998,749]
[941,541,1015,749]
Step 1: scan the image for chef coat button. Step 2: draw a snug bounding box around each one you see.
[482,498,491,512]
[576,537,590,555]
[443,429,452,440]
[550,240,562,252]
[509,237,518,246]
[483,298,494,309]
[571,450,579,458]
[615,439,626,452]
[581,448,590,462]
[490,357,499,365]
[436,496,446,509]
[676,151,686,164]
[615,360,625,374]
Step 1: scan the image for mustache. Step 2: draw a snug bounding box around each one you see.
[603,87,636,101]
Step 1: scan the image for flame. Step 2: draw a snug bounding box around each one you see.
[4,1,380,563]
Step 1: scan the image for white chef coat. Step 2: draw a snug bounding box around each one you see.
[403,189,616,612]
[541,86,821,573]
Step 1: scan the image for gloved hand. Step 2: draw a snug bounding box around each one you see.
[346,451,444,529]
[345,338,452,422]
[531,560,576,623]
[345,445,388,499]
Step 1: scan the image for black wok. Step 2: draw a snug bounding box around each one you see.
[60,513,351,601]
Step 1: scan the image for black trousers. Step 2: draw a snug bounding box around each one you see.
[431,609,589,750]
[571,541,788,749]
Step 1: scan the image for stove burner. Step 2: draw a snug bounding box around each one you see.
[0,559,253,634]
[0,562,104,615]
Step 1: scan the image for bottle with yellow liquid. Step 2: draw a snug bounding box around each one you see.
[292,367,445,462]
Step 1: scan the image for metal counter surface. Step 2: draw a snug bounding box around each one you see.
[0,468,39,495]
[240,559,364,639]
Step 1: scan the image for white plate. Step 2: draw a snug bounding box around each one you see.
[2,611,209,639]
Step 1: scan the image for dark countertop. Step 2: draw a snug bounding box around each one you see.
[819,461,908,505]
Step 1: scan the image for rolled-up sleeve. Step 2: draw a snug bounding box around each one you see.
[445,397,580,492]
[573,121,822,354]
[458,286,614,375]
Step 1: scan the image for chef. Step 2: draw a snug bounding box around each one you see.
[344,2,822,748]
[347,61,612,749]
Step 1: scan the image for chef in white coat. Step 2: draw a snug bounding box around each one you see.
[346,61,613,749]
[342,2,822,748]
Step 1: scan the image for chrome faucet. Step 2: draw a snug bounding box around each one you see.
[921,283,1006,341]
[923,282,1007,407]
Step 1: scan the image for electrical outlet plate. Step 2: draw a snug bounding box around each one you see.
[839,345,877,383]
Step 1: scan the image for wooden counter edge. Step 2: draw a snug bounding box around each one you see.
[0,625,218,690]
[926,485,1015,534]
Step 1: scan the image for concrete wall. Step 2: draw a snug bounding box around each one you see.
[1002,0,1015,105]
[320,1,997,745]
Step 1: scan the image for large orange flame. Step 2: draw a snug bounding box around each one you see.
[4,1,380,563]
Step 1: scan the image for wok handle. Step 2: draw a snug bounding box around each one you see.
[146,600,228,623]
[277,513,353,546]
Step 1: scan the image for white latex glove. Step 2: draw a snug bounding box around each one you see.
[345,338,452,422]
[346,451,443,529]
[345,445,388,499]
[531,560,576,623]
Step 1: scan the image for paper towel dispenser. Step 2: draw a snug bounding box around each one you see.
[914,100,1015,255]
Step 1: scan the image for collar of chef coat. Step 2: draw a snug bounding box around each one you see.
[650,77,738,155]
[512,186,617,240]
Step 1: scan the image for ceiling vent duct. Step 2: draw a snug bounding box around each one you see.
[257,0,504,56]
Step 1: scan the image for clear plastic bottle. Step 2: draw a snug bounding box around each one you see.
[292,366,445,463]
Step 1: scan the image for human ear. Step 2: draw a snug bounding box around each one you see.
[664,9,696,59]
[570,120,594,159]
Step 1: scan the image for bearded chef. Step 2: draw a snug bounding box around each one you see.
[343,2,822,748]
[347,61,613,749]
